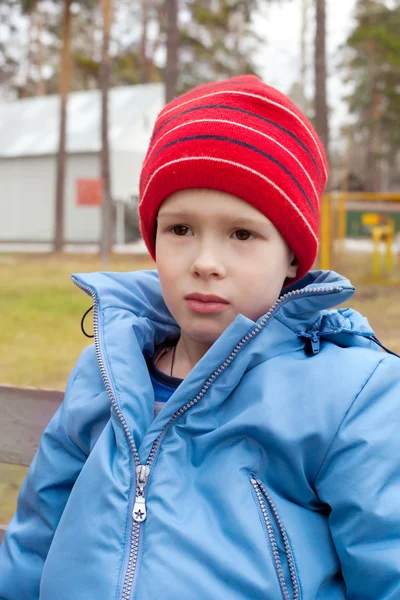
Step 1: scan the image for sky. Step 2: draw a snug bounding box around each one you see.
[253,0,358,145]
[0,0,358,146]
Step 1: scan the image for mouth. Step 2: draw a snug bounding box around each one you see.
[185,293,229,303]
[184,293,230,315]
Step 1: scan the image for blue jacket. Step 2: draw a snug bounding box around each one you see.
[1,269,400,600]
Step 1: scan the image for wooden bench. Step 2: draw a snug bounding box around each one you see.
[0,385,63,544]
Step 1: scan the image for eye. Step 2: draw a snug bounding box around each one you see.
[171,225,191,236]
[232,229,253,241]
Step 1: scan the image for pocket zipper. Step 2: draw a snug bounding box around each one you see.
[250,476,300,600]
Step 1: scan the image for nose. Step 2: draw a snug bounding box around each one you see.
[190,241,226,280]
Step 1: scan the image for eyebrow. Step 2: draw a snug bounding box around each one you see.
[157,211,270,229]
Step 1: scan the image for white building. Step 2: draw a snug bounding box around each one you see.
[0,83,164,248]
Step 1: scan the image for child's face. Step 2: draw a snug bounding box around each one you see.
[155,189,298,347]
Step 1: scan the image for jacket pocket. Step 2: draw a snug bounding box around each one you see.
[250,476,301,600]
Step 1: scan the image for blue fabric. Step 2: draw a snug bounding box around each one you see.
[147,359,182,417]
[147,349,182,397]
[1,269,400,600]
[147,352,182,417]
[150,371,178,403]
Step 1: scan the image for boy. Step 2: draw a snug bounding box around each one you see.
[1,75,399,599]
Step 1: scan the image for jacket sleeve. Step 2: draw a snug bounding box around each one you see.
[0,353,89,600]
[315,355,400,600]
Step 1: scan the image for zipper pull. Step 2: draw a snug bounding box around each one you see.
[310,332,320,355]
[133,465,150,523]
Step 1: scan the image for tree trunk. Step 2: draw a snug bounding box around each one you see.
[165,0,179,103]
[365,28,381,192]
[21,1,36,98]
[149,2,166,82]
[366,89,382,191]
[35,4,46,96]
[54,0,72,252]
[300,0,311,100]
[314,0,329,157]
[100,0,112,264]
[140,0,150,83]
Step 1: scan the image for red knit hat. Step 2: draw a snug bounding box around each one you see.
[139,75,328,280]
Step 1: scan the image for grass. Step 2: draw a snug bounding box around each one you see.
[1,250,399,523]
[0,252,155,523]
[0,252,155,388]
[333,252,400,354]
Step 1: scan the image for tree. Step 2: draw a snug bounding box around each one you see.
[139,0,159,84]
[342,0,400,190]
[17,0,56,95]
[165,0,178,102]
[33,2,46,95]
[66,1,162,91]
[54,0,72,251]
[288,0,313,117]
[100,0,112,263]
[177,0,261,93]
[69,1,101,90]
[314,0,329,158]
[0,0,30,99]
[54,0,99,251]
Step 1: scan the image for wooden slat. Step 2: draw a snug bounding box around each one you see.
[0,386,63,466]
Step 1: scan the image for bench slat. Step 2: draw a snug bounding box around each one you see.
[0,386,63,466]
[0,525,6,544]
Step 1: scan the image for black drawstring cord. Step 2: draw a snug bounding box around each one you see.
[81,305,94,338]
[371,335,400,358]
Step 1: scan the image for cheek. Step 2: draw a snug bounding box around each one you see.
[156,256,182,314]
[156,234,185,264]
[235,254,288,314]
[157,255,182,287]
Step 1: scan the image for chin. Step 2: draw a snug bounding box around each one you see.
[186,323,229,346]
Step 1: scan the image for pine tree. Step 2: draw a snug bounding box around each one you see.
[314,0,329,157]
[343,0,400,190]
[178,0,261,92]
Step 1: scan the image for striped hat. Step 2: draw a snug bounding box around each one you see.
[139,75,328,280]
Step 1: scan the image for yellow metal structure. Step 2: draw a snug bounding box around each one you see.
[320,194,333,270]
[336,193,400,246]
[361,213,395,278]
[319,192,400,274]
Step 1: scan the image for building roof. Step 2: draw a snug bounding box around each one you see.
[0,83,164,158]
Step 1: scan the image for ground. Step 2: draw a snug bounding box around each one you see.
[0,251,399,523]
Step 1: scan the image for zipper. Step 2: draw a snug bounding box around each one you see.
[310,333,320,355]
[136,286,343,497]
[250,477,300,600]
[299,330,321,354]
[132,465,150,522]
[72,281,143,600]
[300,331,400,358]
[72,283,141,466]
[73,278,340,599]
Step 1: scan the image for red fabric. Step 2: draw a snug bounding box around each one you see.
[139,75,328,280]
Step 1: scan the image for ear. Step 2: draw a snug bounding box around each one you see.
[286,252,299,279]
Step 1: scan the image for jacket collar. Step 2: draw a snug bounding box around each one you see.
[71,269,377,447]
[72,268,373,343]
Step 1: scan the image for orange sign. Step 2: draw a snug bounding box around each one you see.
[76,178,103,206]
